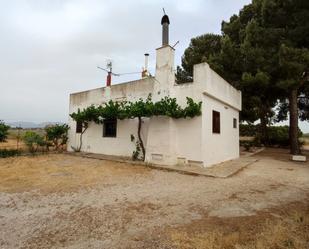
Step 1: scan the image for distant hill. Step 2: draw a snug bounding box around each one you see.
[7,121,65,129]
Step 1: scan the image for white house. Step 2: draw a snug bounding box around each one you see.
[67,14,242,167]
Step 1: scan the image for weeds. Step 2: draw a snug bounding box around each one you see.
[0,149,20,158]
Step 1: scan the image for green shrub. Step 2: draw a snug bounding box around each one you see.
[0,121,10,142]
[0,149,20,158]
[241,124,303,147]
[240,124,258,137]
[266,126,290,147]
[23,131,45,153]
[45,124,69,150]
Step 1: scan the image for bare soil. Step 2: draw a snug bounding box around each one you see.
[0,148,308,249]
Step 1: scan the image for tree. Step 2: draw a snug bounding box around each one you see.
[177,0,309,153]
[175,10,280,142]
[23,131,45,153]
[259,0,309,154]
[176,34,222,83]
[70,105,100,152]
[45,124,70,150]
[278,45,309,154]
[0,121,9,142]
[70,96,202,160]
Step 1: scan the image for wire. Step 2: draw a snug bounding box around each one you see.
[97,66,142,77]
[117,71,142,76]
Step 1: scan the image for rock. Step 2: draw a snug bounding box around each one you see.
[291,155,307,162]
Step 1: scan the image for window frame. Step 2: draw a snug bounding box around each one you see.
[233,118,237,129]
[76,121,83,133]
[212,110,221,134]
[103,119,117,138]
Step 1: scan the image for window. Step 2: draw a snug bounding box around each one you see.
[103,119,117,137]
[212,110,220,134]
[76,121,82,133]
[233,118,237,129]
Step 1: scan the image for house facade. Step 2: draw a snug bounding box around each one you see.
[67,14,242,167]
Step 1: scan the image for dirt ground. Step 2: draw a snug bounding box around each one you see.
[0,149,308,249]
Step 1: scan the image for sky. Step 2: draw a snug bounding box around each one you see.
[0,0,308,132]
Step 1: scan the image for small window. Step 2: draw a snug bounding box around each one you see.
[103,119,117,137]
[76,121,82,133]
[212,110,220,134]
[233,118,237,129]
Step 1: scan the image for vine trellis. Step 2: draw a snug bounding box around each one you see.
[70,95,202,160]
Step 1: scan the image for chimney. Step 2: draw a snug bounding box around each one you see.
[106,72,111,87]
[161,15,170,47]
[161,14,170,46]
[144,53,149,71]
[142,53,149,78]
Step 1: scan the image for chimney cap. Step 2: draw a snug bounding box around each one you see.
[161,14,170,25]
[144,53,149,56]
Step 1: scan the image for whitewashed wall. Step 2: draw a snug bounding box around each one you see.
[67,78,154,157]
[202,95,240,167]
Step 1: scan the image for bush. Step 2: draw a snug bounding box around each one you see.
[45,124,69,150]
[241,124,303,147]
[23,131,45,153]
[266,126,290,147]
[0,149,20,158]
[0,121,10,142]
[240,124,258,137]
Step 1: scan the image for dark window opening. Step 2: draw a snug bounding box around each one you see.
[212,110,220,134]
[233,118,237,129]
[103,119,117,137]
[76,121,83,133]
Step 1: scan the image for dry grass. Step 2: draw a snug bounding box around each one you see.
[0,128,45,151]
[0,138,26,150]
[0,154,150,193]
[168,204,309,249]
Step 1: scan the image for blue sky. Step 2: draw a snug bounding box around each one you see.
[0,0,308,132]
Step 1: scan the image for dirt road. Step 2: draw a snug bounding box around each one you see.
[0,149,308,248]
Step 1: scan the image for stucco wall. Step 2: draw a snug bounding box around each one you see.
[145,117,177,165]
[144,116,203,166]
[68,78,154,154]
[69,119,149,157]
[175,117,203,164]
[202,94,240,167]
[193,62,241,111]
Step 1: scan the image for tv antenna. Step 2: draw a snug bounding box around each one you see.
[97,60,143,86]
[172,40,179,48]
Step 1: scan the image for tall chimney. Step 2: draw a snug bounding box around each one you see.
[161,14,170,46]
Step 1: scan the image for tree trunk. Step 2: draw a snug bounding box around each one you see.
[137,117,146,161]
[75,124,88,152]
[289,89,300,155]
[260,115,268,145]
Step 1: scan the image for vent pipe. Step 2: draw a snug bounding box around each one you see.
[142,53,149,78]
[144,53,149,71]
[161,14,170,46]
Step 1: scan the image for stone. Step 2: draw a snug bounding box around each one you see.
[291,155,307,162]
